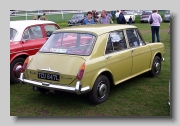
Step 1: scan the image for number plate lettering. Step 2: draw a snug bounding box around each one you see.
[38,72,59,81]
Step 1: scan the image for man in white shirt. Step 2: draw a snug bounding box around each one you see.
[148,10,162,43]
[115,10,120,23]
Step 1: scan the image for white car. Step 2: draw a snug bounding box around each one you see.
[124,11,136,23]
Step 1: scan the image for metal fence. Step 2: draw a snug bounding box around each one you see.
[10,10,102,22]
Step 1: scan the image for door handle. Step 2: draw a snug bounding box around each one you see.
[106,55,112,59]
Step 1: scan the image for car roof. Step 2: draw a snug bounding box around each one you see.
[10,20,56,30]
[10,20,57,41]
[54,24,137,36]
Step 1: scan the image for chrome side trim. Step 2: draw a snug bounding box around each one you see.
[19,73,90,95]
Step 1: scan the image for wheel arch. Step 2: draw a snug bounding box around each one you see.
[10,53,29,64]
[91,68,115,89]
[150,52,162,68]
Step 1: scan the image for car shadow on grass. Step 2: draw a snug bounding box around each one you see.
[28,72,152,107]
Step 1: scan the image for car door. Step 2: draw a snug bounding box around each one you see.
[22,25,47,55]
[105,30,132,84]
[125,28,151,76]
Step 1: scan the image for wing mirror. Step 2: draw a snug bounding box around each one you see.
[46,31,53,37]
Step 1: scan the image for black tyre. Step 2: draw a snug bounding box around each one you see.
[88,75,110,105]
[149,56,161,77]
[10,57,25,84]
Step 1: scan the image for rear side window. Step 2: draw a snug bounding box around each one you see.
[105,30,127,54]
[39,32,96,56]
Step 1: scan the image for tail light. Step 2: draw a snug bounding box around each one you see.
[77,62,86,80]
[22,57,29,72]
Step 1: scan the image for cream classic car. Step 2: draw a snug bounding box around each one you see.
[19,24,165,105]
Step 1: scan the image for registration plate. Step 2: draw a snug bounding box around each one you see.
[38,72,60,81]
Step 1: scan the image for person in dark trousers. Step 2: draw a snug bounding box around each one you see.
[128,16,132,25]
[118,10,126,24]
[148,10,162,43]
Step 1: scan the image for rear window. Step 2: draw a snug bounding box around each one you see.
[39,32,96,56]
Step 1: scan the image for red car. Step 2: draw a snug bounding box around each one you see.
[10,20,60,84]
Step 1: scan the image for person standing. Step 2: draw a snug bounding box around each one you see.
[115,10,120,23]
[41,13,48,20]
[148,10,162,43]
[128,16,132,25]
[118,10,126,24]
[82,11,95,25]
[98,10,113,24]
[92,10,99,23]
[33,15,37,20]
[107,11,113,19]
[37,15,41,20]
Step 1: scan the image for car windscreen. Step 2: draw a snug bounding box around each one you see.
[142,12,152,15]
[72,14,84,19]
[39,32,96,56]
[10,28,17,41]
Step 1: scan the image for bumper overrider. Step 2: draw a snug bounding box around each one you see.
[19,73,90,95]
[162,58,165,62]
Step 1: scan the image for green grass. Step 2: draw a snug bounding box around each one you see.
[10,15,170,116]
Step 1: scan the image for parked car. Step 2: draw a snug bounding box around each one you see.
[19,24,165,105]
[68,14,86,26]
[134,10,143,15]
[124,11,136,23]
[10,10,16,16]
[140,10,152,23]
[164,10,170,22]
[10,20,60,84]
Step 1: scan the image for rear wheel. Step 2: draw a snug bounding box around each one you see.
[10,57,25,84]
[88,75,110,105]
[149,56,161,77]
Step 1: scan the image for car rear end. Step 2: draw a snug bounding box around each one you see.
[19,31,97,95]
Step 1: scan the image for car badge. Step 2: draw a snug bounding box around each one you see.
[47,67,51,70]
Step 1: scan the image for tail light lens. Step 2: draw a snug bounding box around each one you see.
[22,57,29,72]
[77,62,86,80]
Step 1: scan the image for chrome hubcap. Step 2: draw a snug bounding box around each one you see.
[155,61,160,73]
[98,81,107,98]
[13,64,23,78]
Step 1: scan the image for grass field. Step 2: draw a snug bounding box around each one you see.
[10,13,170,116]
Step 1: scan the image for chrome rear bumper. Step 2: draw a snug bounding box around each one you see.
[19,73,90,95]
[162,58,165,62]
